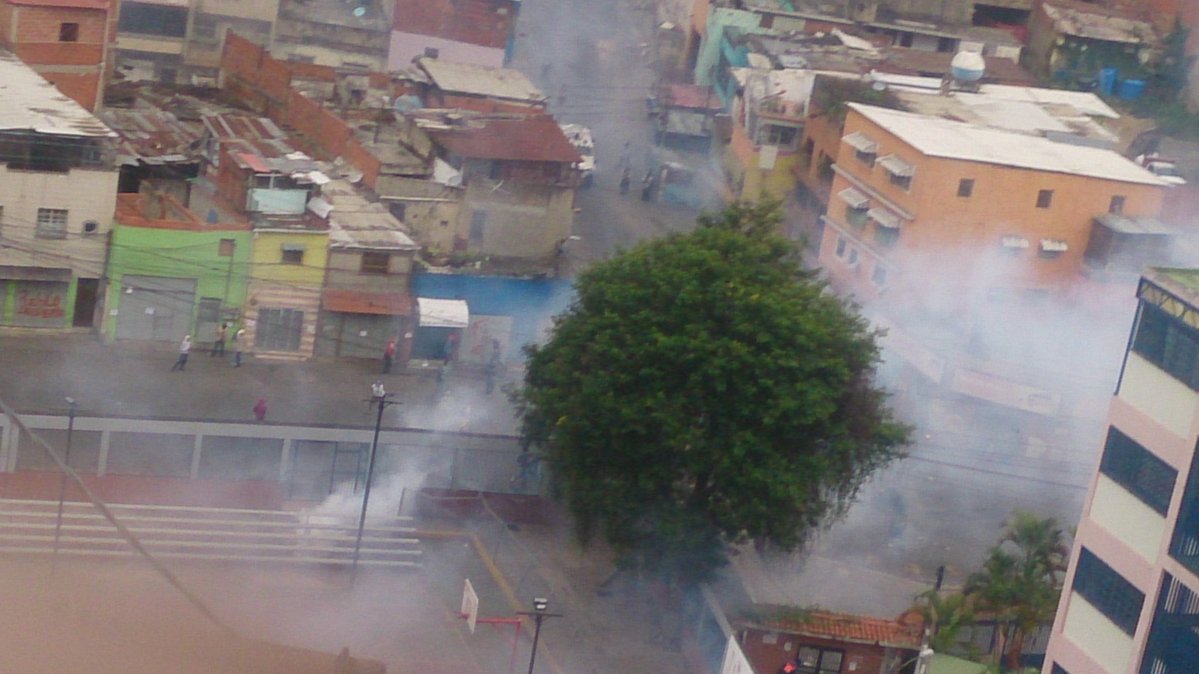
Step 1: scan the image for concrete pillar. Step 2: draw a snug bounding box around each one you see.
[190,433,203,480]
[97,430,110,476]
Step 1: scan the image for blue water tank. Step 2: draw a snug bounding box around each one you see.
[1098,68,1118,96]
[1118,79,1146,101]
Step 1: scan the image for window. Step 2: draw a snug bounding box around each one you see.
[846,247,859,266]
[871,265,887,286]
[1036,189,1054,208]
[36,208,68,239]
[846,205,868,228]
[1039,239,1068,260]
[286,53,315,64]
[281,244,304,265]
[191,16,218,40]
[1139,573,1199,673]
[1171,440,1199,575]
[878,155,914,191]
[1100,427,1176,515]
[874,224,900,247]
[59,22,79,42]
[1132,303,1199,391]
[760,124,799,150]
[254,308,303,351]
[360,252,390,274]
[957,178,974,197]
[795,646,843,674]
[218,238,235,257]
[834,236,847,258]
[1050,665,1070,674]
[1110,195,1126,214]
[1071,547,1145,636]
[855,148,876,166]
[118,3,188,37]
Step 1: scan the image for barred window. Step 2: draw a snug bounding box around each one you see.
[1072,548,1144,636]
[36,208,68,239]
[1100,427,1176,515]
[1133,303,1199,390]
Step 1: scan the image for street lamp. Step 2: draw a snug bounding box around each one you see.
[517,597,563,674]
[52,397,78,561]
[353,382,398,569]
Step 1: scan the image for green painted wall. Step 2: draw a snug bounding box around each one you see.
[694,8,765,86]
[103,224,252,342]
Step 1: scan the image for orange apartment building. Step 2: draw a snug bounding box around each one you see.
[817,103,1169,311]
[0,0,115,111]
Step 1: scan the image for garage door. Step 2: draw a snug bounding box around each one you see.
[115,275,197,342]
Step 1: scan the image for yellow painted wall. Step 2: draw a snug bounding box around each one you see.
[250,229,328,286]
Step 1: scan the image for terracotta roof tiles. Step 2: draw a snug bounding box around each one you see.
[756,609,923,649]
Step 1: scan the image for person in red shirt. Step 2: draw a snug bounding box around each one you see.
[253,398,268,421]
[382,336,397,374]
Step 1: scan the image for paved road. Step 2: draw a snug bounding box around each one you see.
[510,0,700,271]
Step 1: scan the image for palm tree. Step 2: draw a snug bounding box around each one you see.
[914,589,976,654]
[964,512,1070,670]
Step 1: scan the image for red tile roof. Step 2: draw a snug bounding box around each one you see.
[755,609,923,649]
[429,116,581,163]
[393,0,516,49]
[323,289,412,316]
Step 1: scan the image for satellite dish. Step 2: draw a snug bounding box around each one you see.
[951,51,986,82]
[352,6,365,17]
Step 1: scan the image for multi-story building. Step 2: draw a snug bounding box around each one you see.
[1042,267,1199,673]
[113,0,279,85]
[388,0,519,70]
[315,179,419,360]
[818,103,1168,308]
[104,190,251,344]
[0,52,117,331]
[0,0,116,111]
[272,0,393,71]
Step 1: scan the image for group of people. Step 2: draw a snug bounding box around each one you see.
[170,323,247,373]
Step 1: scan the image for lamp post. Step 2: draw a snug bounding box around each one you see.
[52,397,78,561]
[353,382,398,569]
[516,597,563,674]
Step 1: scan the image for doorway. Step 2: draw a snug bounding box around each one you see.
[73,278,98,327]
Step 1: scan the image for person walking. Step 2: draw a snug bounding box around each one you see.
[232,327,246,367]
[170,335,191,371]
[485,339,502,395]
[253,397,268,421]
[619,167,631,195]
[382,336,397,374]
[211,322,227,357]
[442,332,457,366]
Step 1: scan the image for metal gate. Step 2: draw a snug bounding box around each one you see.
[115,275,197,342]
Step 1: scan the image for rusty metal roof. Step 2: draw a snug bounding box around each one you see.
[100,108,203,166]
[323,289,413,316]
[428,115,581,163]
[1042,0,1157,44]
[0,51,113,137]
[753,608,923,649]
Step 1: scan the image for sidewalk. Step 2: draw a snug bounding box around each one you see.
[0,332,521,435]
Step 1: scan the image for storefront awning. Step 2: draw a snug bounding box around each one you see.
[0,266,71,281]
[837,187,870,210]
[323,289,412,316]
[418,297,469,328]
[867,207,902,229]
[1041,239,1069,252]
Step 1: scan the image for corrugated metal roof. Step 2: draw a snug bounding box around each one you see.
[6,0,109,8]
[848,103,1168,186]
[100,108,203,165]
[0,51,113,137]
[429,116,580,163]
[1042,0,1156,44]
[324,179,418,250]
[417,58,545,103]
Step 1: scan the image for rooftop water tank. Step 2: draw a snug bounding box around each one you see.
[950,51,986,83]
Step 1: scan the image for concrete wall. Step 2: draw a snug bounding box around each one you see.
[0,1,111,110]
[325,249,414,288]
[817,107,1166,306]
[104,221,251,342]
[460,178,574,258]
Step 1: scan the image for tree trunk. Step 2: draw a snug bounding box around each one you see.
[1005,625,1025,671]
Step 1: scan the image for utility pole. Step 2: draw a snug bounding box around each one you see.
[516,598,563,674]
[52,397,78,565]
[353,382,399,569]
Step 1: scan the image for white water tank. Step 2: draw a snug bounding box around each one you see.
[950,51,986,82]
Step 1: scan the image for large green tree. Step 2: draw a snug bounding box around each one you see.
[517,202,909,584]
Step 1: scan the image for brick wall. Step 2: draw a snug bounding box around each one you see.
[9,4,107,45]
[38,70,99,110]
[221,32,384,190]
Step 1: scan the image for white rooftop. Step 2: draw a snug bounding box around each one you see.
[0,51,113,137]
[848,103,1168,186]
[416,57,546,103]
[322,179,418,250]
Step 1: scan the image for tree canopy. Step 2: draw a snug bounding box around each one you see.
[516,202,909,583]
